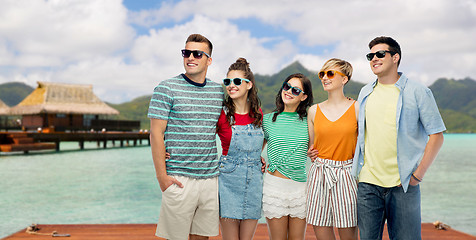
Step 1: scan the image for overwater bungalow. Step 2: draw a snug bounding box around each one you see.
[8,82,136,132]
[0,99,9,115]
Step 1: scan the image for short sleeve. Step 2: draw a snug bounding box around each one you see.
[147,82,173,120]
[418,88,446,135]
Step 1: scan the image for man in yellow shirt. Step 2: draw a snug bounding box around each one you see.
[351,36,446,240]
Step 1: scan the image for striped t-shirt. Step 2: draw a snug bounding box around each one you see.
[147,74,224,179]
[263,112,309,182]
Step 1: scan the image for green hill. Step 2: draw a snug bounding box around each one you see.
[0,82,34,106]
[1,63,475,132]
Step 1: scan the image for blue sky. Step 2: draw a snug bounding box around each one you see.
[1,0,475,103]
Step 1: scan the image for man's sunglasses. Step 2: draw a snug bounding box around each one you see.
[223,78,250,86]
[318,70,346,80]
[181,49,211,59]
[366,50,396,61]
[282,82,304,96]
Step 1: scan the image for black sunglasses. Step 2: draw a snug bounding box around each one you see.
[181,49,211,59]
[223,78,250,86]
[282,82,304,96]
[366,50,396,61]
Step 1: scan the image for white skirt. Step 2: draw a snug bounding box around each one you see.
[262,172,307,219]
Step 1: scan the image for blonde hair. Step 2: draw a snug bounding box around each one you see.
[321,58,353,83]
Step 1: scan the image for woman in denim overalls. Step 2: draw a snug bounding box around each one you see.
[217,58,264,240]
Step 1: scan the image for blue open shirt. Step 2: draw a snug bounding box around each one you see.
[351,73,446,192]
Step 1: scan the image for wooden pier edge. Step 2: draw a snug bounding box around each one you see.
[3,223,476,240]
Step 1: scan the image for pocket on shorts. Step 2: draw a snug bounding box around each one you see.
[163,183,176,193]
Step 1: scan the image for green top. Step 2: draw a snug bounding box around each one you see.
[263,112,309,182]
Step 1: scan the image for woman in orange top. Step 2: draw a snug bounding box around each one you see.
[306,58,359,240]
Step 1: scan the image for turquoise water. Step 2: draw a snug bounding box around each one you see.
[1,134,475,237]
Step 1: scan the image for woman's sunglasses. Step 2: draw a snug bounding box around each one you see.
[318,70,346,80]
[223,78,250,86]
[282,82,304,96]
[181,49,211,59]
[366,50,396,61]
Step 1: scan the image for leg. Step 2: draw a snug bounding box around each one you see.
[386,184,421,240]
[288,217,307,240]
[266,216,289,240]
[220,218,240,240]
[239,219,259,240]
[191,177,220,238]
[312,226,336,240]
[357,182,386,240]
[336,227,358,240]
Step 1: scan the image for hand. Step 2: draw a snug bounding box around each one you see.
[409,177,420,186]
[409,173,422,186]
[158,175,184,192]
[260,156,266,173]
[165,152,170,159]
[307,147,319,162]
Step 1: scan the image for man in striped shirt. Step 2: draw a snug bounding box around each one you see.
[148,34,224,240]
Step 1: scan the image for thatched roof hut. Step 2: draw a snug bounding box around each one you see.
[0,99,9,115]
[9,82,119,115]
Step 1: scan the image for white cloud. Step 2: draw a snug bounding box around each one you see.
[1,0,475,103]
[0,0,135,66]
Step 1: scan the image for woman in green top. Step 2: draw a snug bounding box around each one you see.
[262,73,313,239]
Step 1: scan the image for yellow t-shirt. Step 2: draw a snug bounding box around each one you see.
[359,82,401,187]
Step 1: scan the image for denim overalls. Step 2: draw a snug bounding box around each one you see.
[218,123,264,220]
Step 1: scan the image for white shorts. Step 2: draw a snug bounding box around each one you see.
[306,158,357,228]
[262,173,307,219]
[156,176,219,240]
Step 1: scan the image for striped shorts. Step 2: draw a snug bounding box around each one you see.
[306,158,357,228]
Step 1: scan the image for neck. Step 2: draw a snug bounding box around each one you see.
[284,103,298,113]
[326,88,347,104]
[377,70,400,85]
[233,96,250,114]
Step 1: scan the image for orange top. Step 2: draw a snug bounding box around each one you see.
[313,101,357,161]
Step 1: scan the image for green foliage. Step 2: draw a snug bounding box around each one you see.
[430,78,476,118]
[439,109,476,133]
[108,95,151,130]
[0,82,34,106]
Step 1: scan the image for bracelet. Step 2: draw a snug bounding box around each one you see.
[412,173,422,182]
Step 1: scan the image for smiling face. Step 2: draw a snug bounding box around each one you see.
[281,77,307,111]
[225,70,251,101]
[321,69,348,92]
[183,41,212,81]
[369,43,399,77]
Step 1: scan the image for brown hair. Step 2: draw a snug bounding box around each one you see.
[186,34,213,56]
[224,58,262,127]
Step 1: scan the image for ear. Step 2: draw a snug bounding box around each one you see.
[300,94,308,102]
[392,53,400,64]
[342,76,349,85]
[207,57,212,66]
[247,81,253,90]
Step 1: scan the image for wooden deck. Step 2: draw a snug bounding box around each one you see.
[0,131,149,153]
[4,223,476,239]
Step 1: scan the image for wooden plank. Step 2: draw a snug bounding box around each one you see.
[4,223,475,240]
[0,143,56,152]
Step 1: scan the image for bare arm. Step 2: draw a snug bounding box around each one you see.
[307,105,318,161]
[150,118,183,191]
[410,132,444,185]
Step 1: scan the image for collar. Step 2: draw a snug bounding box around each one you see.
[181,73,207,87]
